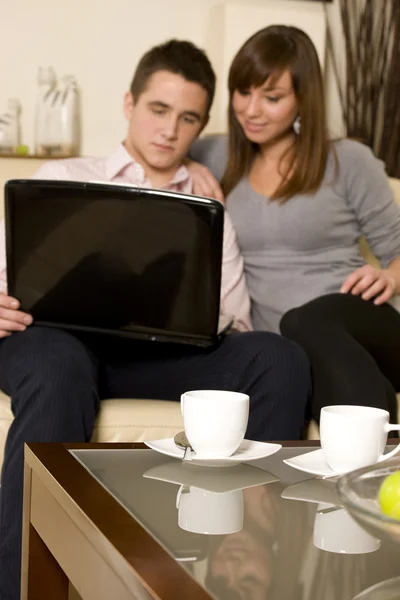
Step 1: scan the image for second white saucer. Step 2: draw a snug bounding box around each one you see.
[283,448,348,477]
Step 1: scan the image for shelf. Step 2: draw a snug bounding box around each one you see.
[0,154,78,160]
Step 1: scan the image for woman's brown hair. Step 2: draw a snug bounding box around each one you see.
[221,25,330,202]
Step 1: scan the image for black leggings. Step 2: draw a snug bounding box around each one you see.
[280,293,400,424]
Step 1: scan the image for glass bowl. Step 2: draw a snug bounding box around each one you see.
[337,458,400,546]
[351,576,400,600]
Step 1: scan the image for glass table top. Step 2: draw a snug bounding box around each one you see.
[71,445,400,600]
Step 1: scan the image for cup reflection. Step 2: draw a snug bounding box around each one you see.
[313,504,381,554]
[281,478,381,555]
[177,485,244,535]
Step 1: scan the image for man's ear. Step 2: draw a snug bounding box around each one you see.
[123,91,134,120]
[199,113,210,135]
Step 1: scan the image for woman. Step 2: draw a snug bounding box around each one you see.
[190,25,400,423]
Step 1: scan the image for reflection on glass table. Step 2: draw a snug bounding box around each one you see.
[72,446,400,600]
[144,459,278,536]
[282,478,381,554]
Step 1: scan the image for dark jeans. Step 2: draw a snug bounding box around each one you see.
[0,325,310,599]
[280,293,400,423]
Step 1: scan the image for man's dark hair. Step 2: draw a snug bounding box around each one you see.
[129,39,216,113]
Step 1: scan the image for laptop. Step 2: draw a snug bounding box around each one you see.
[5,179,233,347]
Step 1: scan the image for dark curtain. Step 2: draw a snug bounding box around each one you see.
[325,0,400,178]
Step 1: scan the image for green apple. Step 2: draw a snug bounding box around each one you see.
[379,471,400,520]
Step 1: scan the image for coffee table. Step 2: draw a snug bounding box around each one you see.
[22,441,400,600]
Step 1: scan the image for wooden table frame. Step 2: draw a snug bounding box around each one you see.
[21,441,319,600]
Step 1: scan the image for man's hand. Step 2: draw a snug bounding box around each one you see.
[185,159,225,203]
[340,265,396,305]
[0,294,33,338]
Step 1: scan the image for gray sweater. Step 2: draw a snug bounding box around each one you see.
[191,136,400,333]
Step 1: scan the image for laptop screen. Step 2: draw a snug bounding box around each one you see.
[5,180,224,345]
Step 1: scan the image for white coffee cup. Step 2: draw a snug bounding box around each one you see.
[320,405,400,473]
[181,390,249,458]
[176,485,244,535]
[313,505,380,554]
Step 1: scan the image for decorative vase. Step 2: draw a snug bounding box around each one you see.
[34,67,80,157]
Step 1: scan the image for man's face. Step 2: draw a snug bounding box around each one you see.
[123,70,209,181]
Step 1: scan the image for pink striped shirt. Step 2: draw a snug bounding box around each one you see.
[0,144,252,331]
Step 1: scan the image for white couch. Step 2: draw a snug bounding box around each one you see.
[0,157,399,468]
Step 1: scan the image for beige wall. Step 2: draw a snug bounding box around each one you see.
[0,0,345,157]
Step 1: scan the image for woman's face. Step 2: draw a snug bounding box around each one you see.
[232,69,298,146]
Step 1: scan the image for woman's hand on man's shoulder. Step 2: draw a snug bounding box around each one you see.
[185,158,225,203]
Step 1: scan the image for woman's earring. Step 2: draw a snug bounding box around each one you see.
[293,115,301,135]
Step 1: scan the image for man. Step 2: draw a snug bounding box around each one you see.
[0,40,310,598]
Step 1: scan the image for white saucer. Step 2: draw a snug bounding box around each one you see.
[143,460,279,492]
[145,438,282,468]
[283,448,345,477]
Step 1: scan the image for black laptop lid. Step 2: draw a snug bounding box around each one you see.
[5,179,224,346]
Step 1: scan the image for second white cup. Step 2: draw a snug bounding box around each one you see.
[181,390,249,458]
[320,405,400,473]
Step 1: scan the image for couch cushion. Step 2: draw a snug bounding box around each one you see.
[92,398,183,442]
